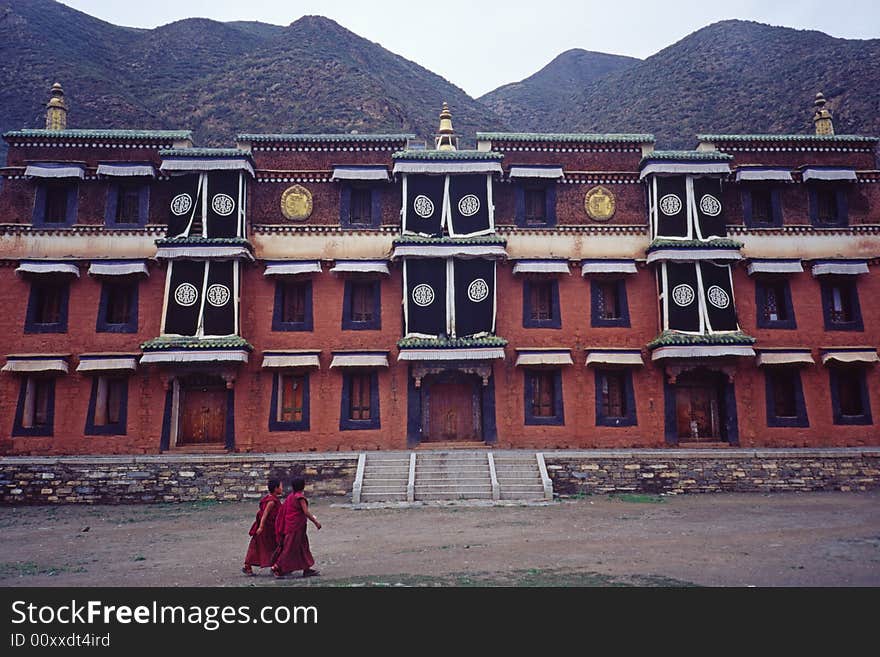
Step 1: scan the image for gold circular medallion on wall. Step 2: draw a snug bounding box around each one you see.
[281,184,313,221]
[584,185,616,221]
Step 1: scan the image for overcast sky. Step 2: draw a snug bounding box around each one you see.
[59,0,880,97]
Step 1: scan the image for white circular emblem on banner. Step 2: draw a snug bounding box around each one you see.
[671,284,696,307]
[659,194,682,216]
[174,283,198,307]
[707,285,730,309]
[212,193,235,216]
[699,194,722,217]
[206,284,231,308]
[458,194,480,217]
[412,284,435,307]
[413,195,434,218]
[170,193,193,216]
[467,278,489,303]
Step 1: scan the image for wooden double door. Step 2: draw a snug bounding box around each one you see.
[422,373,482,442]
[675,372,724,442]
[178,375,227,445]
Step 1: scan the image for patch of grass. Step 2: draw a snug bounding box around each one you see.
[132,555,146,562]
[609,493,666,504]
[0,561,87,578]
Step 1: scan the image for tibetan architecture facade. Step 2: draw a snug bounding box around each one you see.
[1,88,878,455]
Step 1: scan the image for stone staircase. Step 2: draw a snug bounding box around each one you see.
[357,453,410,502]
[415,451,493,501]
[493,453,548,501]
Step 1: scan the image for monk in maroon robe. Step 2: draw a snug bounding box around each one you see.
[242,478,282,575]
[271,476,321,577]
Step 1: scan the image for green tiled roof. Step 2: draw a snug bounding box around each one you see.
[141,336,253,351]
[648,238,744,251]
[397,335,508,349]
[477,132,655,144]
[156,236,252,247]
[647,331,756,349]
[237,133,415,143]
[4,129,192,141]
[392,149,504,161]
[698,134,878,143]
[393,235,507,246]
[160,148,251,158]
[641,150,733,162]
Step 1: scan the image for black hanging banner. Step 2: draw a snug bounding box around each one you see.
[665,262,701,332]
[206,172,240,238]
[699,262,738,332]
[202,261,237,336]
[448,175,491,236]
[164,260,206,336]
[454,259,495,337]
[167,174,201,237]
[405,175,445,236]
[405,259,447,337]
[693,177,726,239]
[655,176,688,238]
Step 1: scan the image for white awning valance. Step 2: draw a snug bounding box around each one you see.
[811,261,869,277]
[821,350,879,365]
[747,260,804,276]
[397,348,505,361]
[652,345,756,360]
[508,166,564,179]
[581,260,638,276]
[802,167,858,182]
[392,244,507,259]
[76,355,139,372]
[96,163,156,178]
[155,246,254,261]
[514,350,573,367]
[261,352,321,369]
[393,161,503,175]
[15,261,80,277]
[330,352,389,368]
[88,261,149,277]
[330,166,390,182]
[646,249,742,264]
[512,260,570,275]
[263,261,322,277]
[329,260,390,275]
[2,356,69,374]
[24,163,85,179]
[140,350,249,365]
[755,351,815,367]
[639,162,731,179]
[160,158,255,177]
[586,351,645,367]
[735,168,793,182]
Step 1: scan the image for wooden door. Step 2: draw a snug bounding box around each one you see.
[426,381,480,441]
[676,383,721,442]
[180,388,227,444]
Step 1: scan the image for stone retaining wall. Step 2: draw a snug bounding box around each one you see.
[543,449,880,496]
[0,454,358,504]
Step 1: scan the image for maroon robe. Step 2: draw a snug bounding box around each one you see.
[272,491,315,574]
[244,493,280,568]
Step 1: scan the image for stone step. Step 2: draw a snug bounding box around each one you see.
[415,491,494,500]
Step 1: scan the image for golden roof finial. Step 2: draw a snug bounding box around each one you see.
[435,101,457,151]
[813,92,834,136]
[45,82,68,131]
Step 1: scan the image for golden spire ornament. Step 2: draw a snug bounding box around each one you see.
[45,82,68,131]
[813,92,834,136]
[435,101,457,151]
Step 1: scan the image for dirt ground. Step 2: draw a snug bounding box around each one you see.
[1,491,879,587]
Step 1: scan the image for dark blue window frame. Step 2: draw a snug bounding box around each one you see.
[829,367,873,426]
[591,278,631,328]
[96,279,139,333]
[340,184,382,229]
[754,277,796,330]
[104,182,150,227]
[741,186,783,228]
[272,278,314,332]
[595,368,637,427]
[522,278,561,329]
[514,182,557,227]
[523,368,565,426]
[809,184,849,227]
[764,368,809,427]
[84,375,129,436]
[269,371,311,432]
[820,277,863,331]
[342,279,381,330]
[25,278,70,334]
[12,376,56,437]
[32,182,78,227]
[340,370,380,430]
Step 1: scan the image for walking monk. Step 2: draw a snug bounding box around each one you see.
[242,478,282,575]
[271,476,321,578]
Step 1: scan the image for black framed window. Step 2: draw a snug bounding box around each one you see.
[340,185,380,228]
[340,370,380,430]
[342,280,381,330]
[85,375,128,435]
[809,185,848,227]
[522,279,560,328]
[524,369,564,426]
[591,279,630,327]
[595,369,637,426]
[755,278,796,329]
[105,182,149,226]
[12,376,55,437]
[33,182,77,226]
[96,280,138,333]
[515,183,557,227]
[742,187,782,227]
[764,368,808,427]
[820,277,863,331]
[829,367,872,425]
[269,371,310,431]
[25,279,69,333]
[272,279,313,331]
